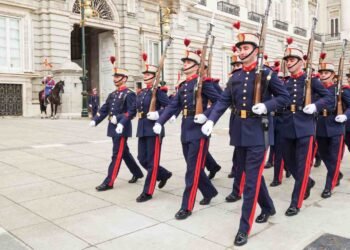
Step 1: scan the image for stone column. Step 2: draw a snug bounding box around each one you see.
[341,0,350,35]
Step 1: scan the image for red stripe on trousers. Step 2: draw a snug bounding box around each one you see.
[331,135,344,190]
[239,172,246,196]
[247,151,267,235]
[297,136,313,208]
[147,136,161,195]
[187,138,205,211]
[108,137,125,187]
[278,159,285,182]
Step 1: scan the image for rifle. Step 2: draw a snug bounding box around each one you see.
[149,36,173,112]
[253,0,272,104]
[336,39,348,115]
[207,36,215,78]
[304,4,319,106]
[194,12,215,115]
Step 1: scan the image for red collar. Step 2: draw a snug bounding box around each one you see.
[291,71,304,79]
[186,74,198,82]
[342,85,350,90]
[145,83,152,89]
[118,85,127,91]
[323,82,334,89]
[242,61,257,72]
[203,77,213,82]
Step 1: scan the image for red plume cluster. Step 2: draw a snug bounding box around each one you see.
[320,52,327,60]
[232,45,237,53]
[286,37,293,45]
[109,56,116,65]
[264,54,268,60]
[196,49,202,56]
[303,55,308,60]
[142,52,148,62]
[184,38,191,47]
[274,61,280,67]
[233,21,240,30]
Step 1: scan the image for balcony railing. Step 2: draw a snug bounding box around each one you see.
[273,20,288,31]
[314,33,323,42]
[248,11,263,23]
[325,33,341,41]
[217,1,240,16]
[198,0,206,6]
[294,27,307,37]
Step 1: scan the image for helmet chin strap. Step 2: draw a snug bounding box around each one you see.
[183,63,198,73]
[287,58,301,71]
[320,73,333,82]
[114,76,127,84]
[239,46,257,61]
[144,74,155,82]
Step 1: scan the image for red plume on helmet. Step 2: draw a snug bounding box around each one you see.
[286,37,293,45]
[232,45,237,53]
[184,38,191,47]
[109,56,116,65]
[233,21,240,30]
[196,49,202,56]
[320,52,327,60]
[264,54,268,60]
[274,60,280,67]
[303,55,308,61]
[142,52,148,62]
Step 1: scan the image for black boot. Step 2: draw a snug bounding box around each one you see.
[208,166,221,180]
[129,175,142,183]
[158,173,172,189]
[336,172,344,186]
[136,193,152,202]
[285,206,299,216]
[225,193,241,203]
[321,189,331,198]
[270,180,281,187]
[95,183,113,192]
[304,179,315,200]
[314,158,321,167]
[255,209,276,223]
[264,162,273,169]
[175,209,192,220]
[227,172,234,178]
[234,232,248,246]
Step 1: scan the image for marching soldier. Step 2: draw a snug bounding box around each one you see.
[88,88,100,118]
[91,63,144,191]
[277,47,331,215]
[153,42,220,220]
[344,69,350,151]
[201,32,290,246]
[135,55,172,202]
[315,54,349,198]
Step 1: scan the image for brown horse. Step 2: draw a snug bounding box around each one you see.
[48,80,65,119]
[39,89,47,118]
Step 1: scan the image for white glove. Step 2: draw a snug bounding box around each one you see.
[116,123,124,134]
[89,104,92,108]
[303,104,317,114]
[153,123,162,134]
[252,103,267,115]
[89,121,96,127]
[110,115,117,125]
[169,115,177,124]
[335,114,347,123]
[201,120,214,136]
[194,114,208,124]
[147,111,159,121]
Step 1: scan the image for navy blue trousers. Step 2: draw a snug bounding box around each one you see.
[281,136,314,208]
[137,136,171,195]
[92,106,98,118]
[344,131,350,152]
[272,130,286,183]
[235,146,275,235]
[205,151,221,172]
[317,135,344,190]
[103,136,143,187]
[181,138,218,211]
[231,151,245,197]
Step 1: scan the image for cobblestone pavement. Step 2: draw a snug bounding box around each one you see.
[0,114,349,250]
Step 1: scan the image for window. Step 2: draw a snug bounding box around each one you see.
[0,16,21,72]
[148,40,160,65]
[127,0,136,13]
[224,27,234,41]
[188,18,199,32]
[331,18,339,37]
[251,0,263,13]
[274,0,284,21]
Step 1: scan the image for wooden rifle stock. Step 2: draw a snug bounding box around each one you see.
[253,0,272,104]
[336,39,348,115]
[149,37,173,112]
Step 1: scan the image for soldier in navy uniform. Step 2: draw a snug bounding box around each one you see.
[277,47,332,215]
[90,67,144,191]
[135,58,172,202]
[88,88,100,118]
[201,33,290,246]
[315,57,350,198]
[153,45,220,220]
[344,69,350,151]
